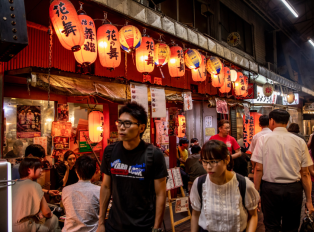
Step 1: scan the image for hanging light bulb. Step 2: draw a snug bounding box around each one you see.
[49,0,85,51]
[74,4,97,66]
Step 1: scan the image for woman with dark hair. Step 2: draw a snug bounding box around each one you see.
[287,123,306,141]
[190,140,260,232]
[56,150,78,188]
[12,158,58,231]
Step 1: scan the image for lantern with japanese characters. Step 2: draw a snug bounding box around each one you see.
[263,83,274,97]
[234,81,243,96]
[185,49,202,70]
[74,12,97,65]
[191,54,206,82]
[88,111,104,143]
[136,36,154,74]
[230,69,238,82]
[206,56,223,75]
[97,23,121,69]
[219,67,232,93]
[241,75,249,97]
[177,115,186,138]
[168,45,185,78]
[154,43,170,78]
[237,72,246,95]
[119,25,142,52]
[211,67,225,87]
[49,0,84,51]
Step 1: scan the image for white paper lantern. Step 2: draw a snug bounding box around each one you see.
[263,83,273,97]
[230,69,237,82]
[287,92,295,104]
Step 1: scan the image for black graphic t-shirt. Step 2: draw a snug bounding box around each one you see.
[101,140,168,232]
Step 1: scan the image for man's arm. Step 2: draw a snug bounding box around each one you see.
[254,162,263,191]
[153,177,167,229]
[97,174,112,232]
[300,167,314,214]
[232,148,241,159]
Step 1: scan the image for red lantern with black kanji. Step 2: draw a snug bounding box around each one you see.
[191,54,206,82]
[49,0,84,51]
[237,72,246,95]
[136,36,154,74]
[219,66,232,93]
[88,111,104,143]
[74,11,97,65]
[168,45,185,78]
[97,23,121,69]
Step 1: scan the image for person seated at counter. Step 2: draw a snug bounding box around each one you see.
[12,144,59,197]
[12,157,59,232]
[62,155,100,232]
[5,139,24,158]
[56,150,79,188]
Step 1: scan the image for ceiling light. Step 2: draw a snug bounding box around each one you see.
[309,39,314,47]
[281,0,298,17]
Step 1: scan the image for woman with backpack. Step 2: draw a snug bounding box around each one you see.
[190,140,260,232]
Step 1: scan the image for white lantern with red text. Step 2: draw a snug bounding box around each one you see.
[287,92,295,104]
[49,0,84,51]
[263,83,274,97]
[88,111,104,143]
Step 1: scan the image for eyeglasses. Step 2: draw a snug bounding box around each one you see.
[201,159,222,167]
[115,120,140,128]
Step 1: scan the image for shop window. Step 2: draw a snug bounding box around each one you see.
[195,1,211,35]
[3,98,54,158]
[160,0,177,21]
[220,3,253,55]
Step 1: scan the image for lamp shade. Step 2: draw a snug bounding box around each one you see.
[119,25,142,52]
[49,0,84,51]
[154,43,170,67]
[191,54,206,82]
[219,67,232,93]
[287,92,295,104]
[211,73,225,87]
[185,49,202,70]
[136,36,155,74]
[263,83,273,97]
[206,56,222,74]
[97,23,121,69]
[230,69,237,82]
[74,13,97,65]
[168,45,185,78]
[88,111,104,143]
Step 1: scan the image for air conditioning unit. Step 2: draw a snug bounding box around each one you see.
[267,62,277,73]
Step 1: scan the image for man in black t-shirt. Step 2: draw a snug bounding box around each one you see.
[98,102,168,232]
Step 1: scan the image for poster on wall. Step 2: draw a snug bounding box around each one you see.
[215,99,228,114]
[51,121,72,137]
[79,130,102,152]
[183,92,193,111]
[53,136,70,150]
[150,87,166,118]
[17,105,41,138]
[130,83,149,114]
[34,137,48,155]
[58,104,69,121]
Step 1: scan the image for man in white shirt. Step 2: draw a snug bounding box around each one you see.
[252,109,314,232]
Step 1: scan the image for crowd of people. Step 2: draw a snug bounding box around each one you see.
[9,101,314,232]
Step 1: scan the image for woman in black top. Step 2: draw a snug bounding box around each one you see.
[56,150,79,188]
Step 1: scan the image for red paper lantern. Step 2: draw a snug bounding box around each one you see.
[97,23,121,69]
[237,72,246,95]
[88,111,104,143]
[74,13,97,65]
[219,67,232,93]
[211,73,225,87]
[168,45,185,78]
[49,0,84,51]
[234,81,243,96]
[191,54,206,82]
[241,75,249,97]
[136,36,155,74]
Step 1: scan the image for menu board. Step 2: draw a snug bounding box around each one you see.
[175,197,189,213]
[130,83,148,114]
[166,167,183,191]
[150,87,166,118]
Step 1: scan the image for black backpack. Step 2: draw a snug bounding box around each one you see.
[104,141,154,178]
[197,173,247,210]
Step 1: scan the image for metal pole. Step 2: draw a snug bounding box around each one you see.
[0,63,4,158]
[82,132,101,167]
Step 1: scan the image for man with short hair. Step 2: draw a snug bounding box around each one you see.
[5,139,23,158]
[252,109,314,231]
[185,145,206,182]
[98,102,167,232]
[209,120,241,159]
[62,155,100,232]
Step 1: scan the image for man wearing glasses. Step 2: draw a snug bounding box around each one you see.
[98,102,168,232]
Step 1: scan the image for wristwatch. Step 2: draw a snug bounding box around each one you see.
[152,229,163,232]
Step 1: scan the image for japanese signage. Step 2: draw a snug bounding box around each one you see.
[243,112,262,150]
[130,83,149,115]
[175,197,189,213]
[247,85,277,104]
[150,87,166,118]
[17,105,41,138]
[282,93,299,105]
[183,92,193,111]
[154,77,162,85]
[166,168,183,191]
